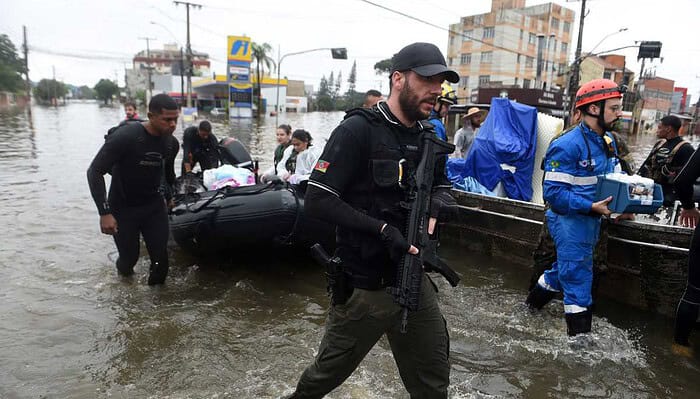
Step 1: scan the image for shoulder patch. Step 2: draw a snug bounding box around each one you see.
[314,159,330,173]
[548,160,560,169]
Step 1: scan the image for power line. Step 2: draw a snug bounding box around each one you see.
[356,0,523,56]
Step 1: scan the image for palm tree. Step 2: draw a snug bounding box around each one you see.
[251,42,275,116]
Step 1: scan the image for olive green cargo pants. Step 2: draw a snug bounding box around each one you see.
[292,274,450,398]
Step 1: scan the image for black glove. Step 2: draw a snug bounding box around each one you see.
[380,224,410,264]
[429,189,458,220]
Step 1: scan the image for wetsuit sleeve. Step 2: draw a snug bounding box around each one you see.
[306,124,384,235]
[182,127,194,164]
[673,147,700,209]
[165,136,179,187]
[542,142,593,215]
[86,131,130,215]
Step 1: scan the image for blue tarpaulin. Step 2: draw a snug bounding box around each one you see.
[449,97,538,201]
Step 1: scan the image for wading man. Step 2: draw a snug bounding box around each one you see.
[526,79,633,336]
[87,93,180,285]
[181,120,219,174]
[285,42,460,398]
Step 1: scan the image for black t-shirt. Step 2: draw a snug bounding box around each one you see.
[639,136,694,203]
[87,123,179,214]
[182,126,219,169]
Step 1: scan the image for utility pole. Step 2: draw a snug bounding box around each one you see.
[567,0,587,115]
[174,1,202,108]
[138,36,156,104]
[22,26,31,108]
[52,65,56,106]
[124,62,130,99]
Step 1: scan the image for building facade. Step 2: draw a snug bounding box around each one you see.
[447,0,575,99]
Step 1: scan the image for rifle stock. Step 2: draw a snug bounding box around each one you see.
[389,133,461,332]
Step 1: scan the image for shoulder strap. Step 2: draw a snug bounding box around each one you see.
[670,139,691,157]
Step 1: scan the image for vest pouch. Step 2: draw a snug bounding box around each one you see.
[370,159,401,188]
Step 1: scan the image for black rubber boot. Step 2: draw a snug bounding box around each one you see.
[565,310,592,336]
[526,284,556,310]
[673,301,699,346]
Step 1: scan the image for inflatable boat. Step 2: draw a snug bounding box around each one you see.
[169,138,334,254]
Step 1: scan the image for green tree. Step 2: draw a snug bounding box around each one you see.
[251,42,275,116]
[76,85,95,99]
[316,75,333,111]
[33,79,67,103]
[345,60,358,109]
[374,58,392,75]
[134,89,146,106]
[94,79,119,104]
[0,34,25,93]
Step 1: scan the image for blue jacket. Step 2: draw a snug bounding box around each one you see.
[429,110,447,141]
[543,123,620,215]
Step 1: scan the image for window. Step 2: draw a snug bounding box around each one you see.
[478,75,490,85]
[563,21,571,33]
[523,79,531,89]
[483,27,495,39]
[474,15,483,26]
[603,71,612,79]
[460,54,471,64]
[460,76,470,89]
[450,36,455,45]
[463,29,473,41]
[481,52,493,63]
[448,57,454,66]
[514,77,519,86]
[561,42,568,54]
[517,54,521,63]
[528,33,537,45]
[525,56,534,68]
[520,29,524,39]
[559,63,567,73]
[552,39,557,51]
[551,18,559,30]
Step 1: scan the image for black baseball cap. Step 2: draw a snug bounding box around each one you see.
[391,42,459,83]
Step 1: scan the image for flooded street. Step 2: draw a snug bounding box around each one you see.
[0,102,698,398]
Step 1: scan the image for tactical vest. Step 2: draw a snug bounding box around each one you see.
[645,139,691,184]
[336,106,434,289]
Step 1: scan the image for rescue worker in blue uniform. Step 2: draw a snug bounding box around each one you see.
[285,42,459,398]
[526,79,632,336]
[428,83,457,141]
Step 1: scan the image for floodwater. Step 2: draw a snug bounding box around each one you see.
[0,102,697,398]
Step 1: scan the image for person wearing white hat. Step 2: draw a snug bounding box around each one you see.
[452,107,483,158]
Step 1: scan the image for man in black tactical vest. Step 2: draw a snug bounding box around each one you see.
[284,43,460,398]
[638,115,694,206]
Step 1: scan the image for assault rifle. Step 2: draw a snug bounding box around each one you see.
[389,133,461,333]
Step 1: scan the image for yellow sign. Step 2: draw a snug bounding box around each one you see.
[227,36,251,62]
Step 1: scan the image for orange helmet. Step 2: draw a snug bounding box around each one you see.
[574,78,625,109]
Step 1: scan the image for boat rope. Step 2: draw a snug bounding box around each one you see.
[275,183,303,246]
[607,236,689,253]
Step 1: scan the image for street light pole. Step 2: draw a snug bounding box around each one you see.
[274,47,347,127]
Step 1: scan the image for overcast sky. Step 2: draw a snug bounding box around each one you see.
[2,0,699,101]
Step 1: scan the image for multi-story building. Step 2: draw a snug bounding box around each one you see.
[132,43,210,76]
[447,0,575,99]
[634,76,675,133]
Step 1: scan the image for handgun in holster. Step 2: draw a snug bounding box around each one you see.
[310,243,350,306]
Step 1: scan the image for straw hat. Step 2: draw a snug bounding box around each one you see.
[464,107,483,118]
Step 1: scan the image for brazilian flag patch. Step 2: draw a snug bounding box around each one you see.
[314,159,330,173]
[549,160,560,169]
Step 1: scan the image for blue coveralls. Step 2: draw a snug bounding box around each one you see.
[429,109,448,141]
[537,123,620,315]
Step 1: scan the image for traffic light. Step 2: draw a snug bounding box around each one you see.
[638,41,662,60]
[331,48,347,60]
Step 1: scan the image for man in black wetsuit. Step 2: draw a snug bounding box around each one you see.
[286,42,459,398]
[87,93,180,285]
[638,115,694,206]
[671,146,700,357]
[181,120,219,174]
